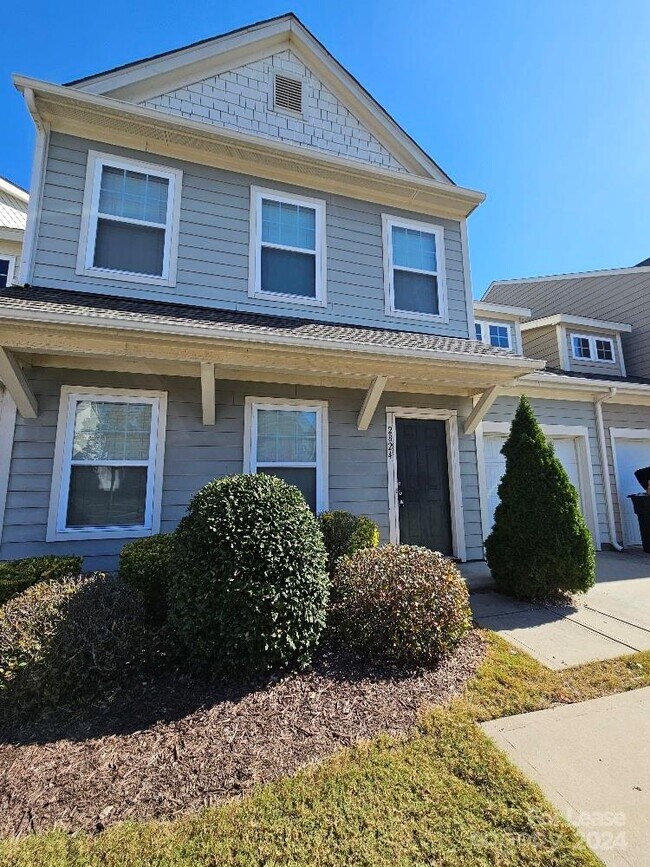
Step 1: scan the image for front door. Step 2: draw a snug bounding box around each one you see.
[395,418,453,554]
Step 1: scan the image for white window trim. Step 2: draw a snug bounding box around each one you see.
[248,186,327,308]
[76,150,183,287]
[475,320,512,350]
[385,407,466,561]
[0,390,17,542]
[570,333,616,364]
[382,214,448,323]
[243,396,329,512]
[47,386,167,542]
[0,254,17,288]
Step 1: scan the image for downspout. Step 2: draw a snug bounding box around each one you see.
[594,387,623,551]
[18,88,50,287]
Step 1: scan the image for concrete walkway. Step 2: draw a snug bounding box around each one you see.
[482,688,650,866]
[464,551,650,668]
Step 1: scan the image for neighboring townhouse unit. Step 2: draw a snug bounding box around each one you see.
[0,176,27,290]
[0,177,28,534]
[0,14,544,569]
[480,275,650,551]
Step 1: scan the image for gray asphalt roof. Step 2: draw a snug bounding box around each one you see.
[0,285,519,360]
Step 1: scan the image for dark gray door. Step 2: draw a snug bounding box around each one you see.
[395,418,453,554]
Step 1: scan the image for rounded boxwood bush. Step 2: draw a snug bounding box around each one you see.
[168,474,329,674]
[318,510,380,574]
[331,545,471,666]
[119,533,175,623]
[0,573,147,721]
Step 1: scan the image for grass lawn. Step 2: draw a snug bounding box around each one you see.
[2,634,648,867]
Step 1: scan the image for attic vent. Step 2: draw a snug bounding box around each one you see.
[274,74,303,114]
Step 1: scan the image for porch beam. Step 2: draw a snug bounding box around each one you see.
[357,375,388,431]
[200,362,216,425]
[0,347,38,419]
[464,385,500,435]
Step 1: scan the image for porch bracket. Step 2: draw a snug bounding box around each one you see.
[464,385,500,435]
[0,347,38,419]
[357,376,388,431]
[200,362,216,425]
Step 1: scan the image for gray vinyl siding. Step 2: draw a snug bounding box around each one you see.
[565,330,625,378]
[32,132,471,338]
[485,271,650,378]
[521,325,561,367]
[0,367,483,570]
[602,402,650,543]
[485,396,609,546]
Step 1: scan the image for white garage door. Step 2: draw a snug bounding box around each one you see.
[614,438,650,546]
[485,434,583,533]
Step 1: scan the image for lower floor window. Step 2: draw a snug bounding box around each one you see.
[245,398,328,512]
[48,388,167,540]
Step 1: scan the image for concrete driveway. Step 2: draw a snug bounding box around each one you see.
[465,551,650,668]
[482,687,650,866]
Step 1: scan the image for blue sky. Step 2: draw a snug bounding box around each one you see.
[2,0,649,295]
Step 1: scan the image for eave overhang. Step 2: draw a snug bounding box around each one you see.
[13,76,485,221]
[0,302,543,397]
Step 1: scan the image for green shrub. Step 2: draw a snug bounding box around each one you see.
[318,510,380,573]
[0,573,147,721]
[119,533,175,623]
[168,474,329,674]
[331,545,471,666]
[485,396,596,601]
[0,555,83,607]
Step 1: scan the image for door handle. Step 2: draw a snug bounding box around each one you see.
[397,479,405,507]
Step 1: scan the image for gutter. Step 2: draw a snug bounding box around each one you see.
[594,387,623,551]
[18,88,50,286]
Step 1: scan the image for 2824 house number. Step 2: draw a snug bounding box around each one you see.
[387,425,394,459]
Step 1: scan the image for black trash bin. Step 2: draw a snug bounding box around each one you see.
[629,465,650,553]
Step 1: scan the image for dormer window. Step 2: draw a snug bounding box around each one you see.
[475,320,511,350]
[571,333,615,363]
[274,73,303,114]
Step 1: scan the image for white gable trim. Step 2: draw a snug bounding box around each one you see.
[65,15,449,181]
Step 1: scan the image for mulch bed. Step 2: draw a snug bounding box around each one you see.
[0,632,485,837]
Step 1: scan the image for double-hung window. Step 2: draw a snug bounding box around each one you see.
[571,333,615,363]
[250,187,326,305]
[0,256,16,288]
[475,320,511,349]
[78,152,182,286]
[48,387,167,541]
[383,215,447,319]
[244,398,328,512]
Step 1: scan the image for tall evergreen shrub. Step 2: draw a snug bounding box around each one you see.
[485,396,595,600]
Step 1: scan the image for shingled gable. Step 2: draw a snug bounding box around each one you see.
[63,13,450,182]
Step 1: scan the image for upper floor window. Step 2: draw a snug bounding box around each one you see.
[77,152,182,287]
[571,333,615,363]
[0,256,16,288]
[47,387,167,542]
[249,187,326,306]
[475,320,511,349]
[382,216,447,321]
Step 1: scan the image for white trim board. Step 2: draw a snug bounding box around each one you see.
[47,385,167,542]
[479,421,601,549]
[0,390,17,543]
[385,406,466,561]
